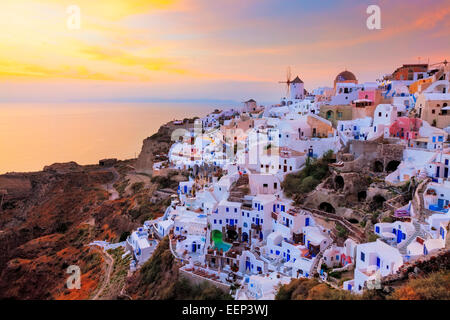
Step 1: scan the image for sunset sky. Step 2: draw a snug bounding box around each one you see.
[1,0,449,104]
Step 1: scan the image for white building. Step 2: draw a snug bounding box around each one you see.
[126,228,158,265]
[344,239,403,294]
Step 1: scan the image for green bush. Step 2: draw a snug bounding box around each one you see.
[282,150,334,198]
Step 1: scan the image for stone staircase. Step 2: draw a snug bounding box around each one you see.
[397,221,426,255]
[227,174,249,202]
[312,242,333,276]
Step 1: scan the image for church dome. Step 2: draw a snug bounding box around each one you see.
[335,70,357,82]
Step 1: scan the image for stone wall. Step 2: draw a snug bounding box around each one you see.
[381,249,450,286]
[179,268,231,292]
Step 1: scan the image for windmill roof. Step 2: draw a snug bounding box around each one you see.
[292,76,304,84]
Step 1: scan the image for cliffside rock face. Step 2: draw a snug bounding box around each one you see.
[0,175,32,199]
[0,164,138,299]
[135,121,195,174]
[43,162,83,174]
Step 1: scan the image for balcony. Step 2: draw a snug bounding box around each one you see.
[251,223,262,231]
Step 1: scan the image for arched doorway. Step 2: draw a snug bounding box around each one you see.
[335,175,344,190]
[374,161,384,172]
[319,202,335,214]
[358,190,367,202]
[386,160,400,172]
[372,195,386,210]
[326,110,334,120]
[227,229,238,241]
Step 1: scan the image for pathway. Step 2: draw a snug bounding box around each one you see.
[91,246,114,300]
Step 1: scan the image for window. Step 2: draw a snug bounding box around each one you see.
[361,252,365,262]
[226,207,229,212]
[234,208,237,213]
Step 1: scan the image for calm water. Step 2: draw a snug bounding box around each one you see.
[0,103,217,174]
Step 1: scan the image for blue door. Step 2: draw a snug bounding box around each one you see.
[445,167,449,178]
[438,199,445,209]
[184,186,187,193]
[255,218,260,225]
[436,167,440,178]
[376,257,380,268]
[245,261,250,270]
[287,254,290,262]
[397,230,402,243]
[305,217,310,226]
[192,242,197,252]
[230,219,234,226]
[347,284,352,291]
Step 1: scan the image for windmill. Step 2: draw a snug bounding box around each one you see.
[429,59,448,68]
[279,66,292,98]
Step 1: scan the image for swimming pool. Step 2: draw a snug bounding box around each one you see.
[211,230,232,252]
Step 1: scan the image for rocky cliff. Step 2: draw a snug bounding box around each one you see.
[0,162,139,299]
[135,119,196,174]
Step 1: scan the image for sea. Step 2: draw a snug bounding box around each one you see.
[0,102,219,174]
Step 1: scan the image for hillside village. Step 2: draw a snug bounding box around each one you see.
[118,61,450,299]
[4,61,448,300]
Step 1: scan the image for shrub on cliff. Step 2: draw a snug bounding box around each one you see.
[388,271,450,300]
[282,150,334,198]
[276,278,356,300]
[127,236,231,300]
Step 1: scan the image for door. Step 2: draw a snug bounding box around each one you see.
[255,218,260,225]
[245,260,251,271]
[192,242,197,253]
[445,167,449,178]
[287,254,290,262]
[376,257,380,268]
[305,217,310,226]
[438,198,445,209]
[397,230,402,243]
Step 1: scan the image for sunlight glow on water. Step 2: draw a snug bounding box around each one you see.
[0,103,216,173]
